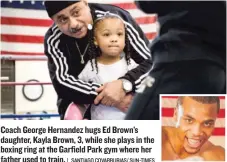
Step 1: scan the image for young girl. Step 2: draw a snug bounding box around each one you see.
[78,13,138,120]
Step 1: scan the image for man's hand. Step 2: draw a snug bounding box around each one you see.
[94,80,126,106]
[115,94,133,112]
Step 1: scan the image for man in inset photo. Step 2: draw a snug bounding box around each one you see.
[162,96,225,161]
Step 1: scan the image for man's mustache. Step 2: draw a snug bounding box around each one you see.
[70,28,80,33]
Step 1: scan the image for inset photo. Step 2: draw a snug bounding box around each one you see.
[161,95,225,161]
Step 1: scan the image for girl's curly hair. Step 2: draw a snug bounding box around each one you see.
[88,13,131,74]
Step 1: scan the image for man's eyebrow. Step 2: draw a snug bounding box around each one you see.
[70,6,79,13]
[183,114,194,119]
[56,14,65,20]
[184,115,215,123]
[203,119,215,123]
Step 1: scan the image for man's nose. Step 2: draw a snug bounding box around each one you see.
[191,124,203,136]
[69,17,79,29]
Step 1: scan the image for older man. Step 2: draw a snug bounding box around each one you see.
[44,1,152,119]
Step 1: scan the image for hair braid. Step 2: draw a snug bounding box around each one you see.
[124,27,131,65]
[88,30,96,72]
[94,54,99,74]
[88,29,101,74]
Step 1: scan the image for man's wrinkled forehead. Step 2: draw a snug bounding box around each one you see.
[44,1,80,18]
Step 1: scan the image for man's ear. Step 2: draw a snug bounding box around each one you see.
[173,108,178,123]
[174,108,180,128]
[175,105,184,128]
[82,0,88,6]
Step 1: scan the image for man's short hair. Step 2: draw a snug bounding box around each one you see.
[177,96,220,113]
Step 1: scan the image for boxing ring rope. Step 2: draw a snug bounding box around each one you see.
[1,114,60,119]
[1,82,52,86]
[1,80,59,119]
[1,55,47,61]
